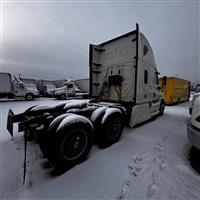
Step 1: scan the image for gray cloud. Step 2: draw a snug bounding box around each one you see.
[1,1,199,84]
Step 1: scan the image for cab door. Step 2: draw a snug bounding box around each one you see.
[67,84,75,96]
[13,82,25,97]
[140,65,152,104]
[150,70,161,113]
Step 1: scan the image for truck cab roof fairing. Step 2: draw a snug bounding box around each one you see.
[89,24,158,103]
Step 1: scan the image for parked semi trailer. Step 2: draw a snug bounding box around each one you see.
[75,78,89,93]
[37,79,56,96]
[0,73,39,100]
[159,76,190,105]
[7,24,165,175]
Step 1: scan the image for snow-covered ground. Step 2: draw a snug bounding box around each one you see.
[1,98,200,199]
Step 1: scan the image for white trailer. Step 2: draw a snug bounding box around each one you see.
[75,78,89,93]
[36,79,56,96]
[0,73,39,100]
[0,73,12,97]
[7,24,165,175]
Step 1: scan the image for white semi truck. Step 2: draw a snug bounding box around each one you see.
[7,24,165,174]
[0,73,39,100]
[53,79,81,100]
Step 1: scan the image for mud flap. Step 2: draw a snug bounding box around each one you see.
[7,109,14,138]
[23,133,27,185]
[7,109,27,184]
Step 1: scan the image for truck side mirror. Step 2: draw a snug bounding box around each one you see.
[162,76,167,86]
[20,83,24,89]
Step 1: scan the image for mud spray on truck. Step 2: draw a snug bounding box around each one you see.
[7,24,166,183]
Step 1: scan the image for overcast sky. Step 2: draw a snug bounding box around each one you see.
[1,1,199,84]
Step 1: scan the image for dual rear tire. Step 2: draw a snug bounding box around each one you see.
[97,112,123,148]
[40,115,93,171]
[39,109,124,171]
[91,108,124,148]
[51,123,93,170]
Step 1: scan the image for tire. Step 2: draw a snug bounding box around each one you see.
[60,94,66,100]
[83,94,89,99]
[25,93,34,101]
[189,147,200,174]
[47,121,93,170]
[90,107,107,144]
[159,100,165,116]
[98,112,124,148]
[39,114,72,160]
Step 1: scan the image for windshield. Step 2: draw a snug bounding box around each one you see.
[56,85,67,90]
[46,85,56,90]
[46,85,55,89]
[24,84,37,90]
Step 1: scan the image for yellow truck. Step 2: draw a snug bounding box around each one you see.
[159,77,190,105]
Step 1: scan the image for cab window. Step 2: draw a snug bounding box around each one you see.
[144,70,148,84]
[68,84,73,89]
[15,84,20,89]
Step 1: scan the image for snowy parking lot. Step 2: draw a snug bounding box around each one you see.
[1,98,200,199]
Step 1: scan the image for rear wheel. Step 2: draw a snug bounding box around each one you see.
[25,93,33,100]
[98,112,123,148]
[47,121,93,170]
[159,100,165,115]
[39,114,71,161]
[60,94,66,100]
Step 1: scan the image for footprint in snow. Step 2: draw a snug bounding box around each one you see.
[154,143,164,152]
[159,160,166,171]
[131,155,143,163]
[146,182,159,200]
[128,165,143,177]
[116,156,145,200]
[146,172,160,200]
[116,180,131,200]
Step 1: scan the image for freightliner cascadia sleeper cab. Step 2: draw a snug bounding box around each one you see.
[7,24,165,174]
